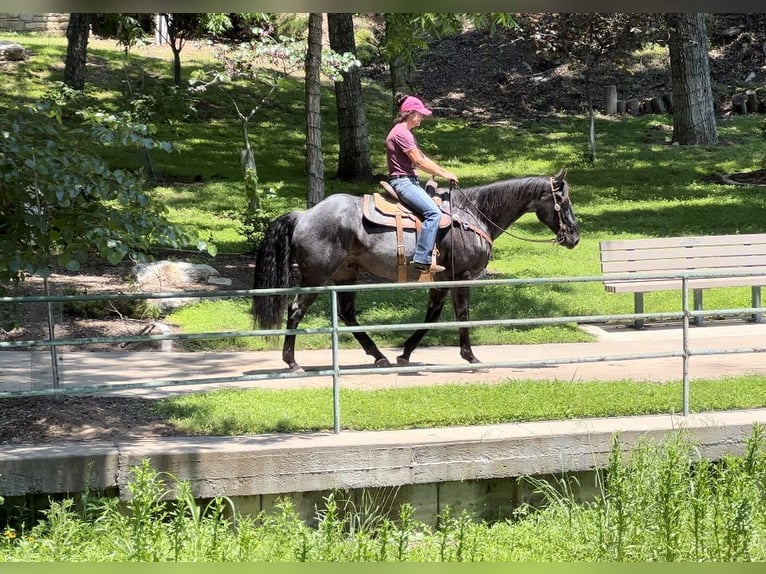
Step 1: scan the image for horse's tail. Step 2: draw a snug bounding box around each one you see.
[251,211,301,330]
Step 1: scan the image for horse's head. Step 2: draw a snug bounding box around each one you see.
[537,168,580,249]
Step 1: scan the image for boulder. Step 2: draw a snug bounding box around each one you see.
[0,42,26,61]
[132,260,227,311]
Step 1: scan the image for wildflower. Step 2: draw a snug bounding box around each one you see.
[3,528,16,540]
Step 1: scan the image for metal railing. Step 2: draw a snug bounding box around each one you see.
[2,270,766,432]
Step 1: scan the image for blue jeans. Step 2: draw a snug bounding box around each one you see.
[390,176,441,265]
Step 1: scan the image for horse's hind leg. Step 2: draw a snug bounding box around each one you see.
[283,292,319,372]
[396,287,449,365]
[337,291,391,367]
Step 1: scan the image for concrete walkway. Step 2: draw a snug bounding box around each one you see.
[1,320,765,397]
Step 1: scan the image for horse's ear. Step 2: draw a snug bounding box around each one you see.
[553,167,568,182]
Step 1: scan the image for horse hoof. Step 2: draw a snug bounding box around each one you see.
[396,356,409,366]
[289,365,305,374]
[375,357,391,368]
[467,359,488,373]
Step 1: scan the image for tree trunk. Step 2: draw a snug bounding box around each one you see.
[163,14,184,87]
[171,45,182,86]
[746,89,758,113]
[305,13,325,208]
[732,93,748,114]
[604,85,617,115]
[585,70,596,162]
[650,97,667,114]
[666,13,718,145]
[328,13,374,183]
[64,13,90,90]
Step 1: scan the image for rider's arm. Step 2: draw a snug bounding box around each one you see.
[405,149,458,182]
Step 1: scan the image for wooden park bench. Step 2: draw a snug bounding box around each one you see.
[599,233,766,328]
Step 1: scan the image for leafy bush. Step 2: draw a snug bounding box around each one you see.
[0,85,213,285]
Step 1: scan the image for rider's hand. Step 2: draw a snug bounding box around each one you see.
[442,171,458,183]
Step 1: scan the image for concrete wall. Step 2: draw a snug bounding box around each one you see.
[1,409,764,526]
[0,13,68,34]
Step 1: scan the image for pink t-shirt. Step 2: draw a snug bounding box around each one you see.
[386,122,418,177]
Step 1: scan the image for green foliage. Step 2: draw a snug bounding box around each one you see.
[0,87,212,283]
[189,27,360,246]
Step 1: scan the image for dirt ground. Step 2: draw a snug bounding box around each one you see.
[1,253,255,445]
[3,21,766,445]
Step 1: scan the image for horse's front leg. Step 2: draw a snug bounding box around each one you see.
[282,293,319,372]
[451,286,483,365]
[337,291,391,367]
[397,287,449,365]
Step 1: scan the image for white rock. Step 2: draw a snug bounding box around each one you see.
[0,42,26,61]
[133,260,219,287]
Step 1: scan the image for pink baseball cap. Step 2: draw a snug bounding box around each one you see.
[400,96,432,116]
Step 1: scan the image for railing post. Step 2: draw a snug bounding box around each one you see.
[43,277,60,390]
[331,290,341,434]
[682,276,690,416]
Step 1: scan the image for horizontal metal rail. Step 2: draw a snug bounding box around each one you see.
[2,270,766,432]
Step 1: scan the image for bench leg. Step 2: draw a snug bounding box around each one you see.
[693,289,704,327]
[633,292,644,329]
[753,286,762,324]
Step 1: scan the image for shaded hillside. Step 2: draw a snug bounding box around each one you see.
[412,14,766,124]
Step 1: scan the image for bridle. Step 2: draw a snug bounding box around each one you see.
[451,177,570,245]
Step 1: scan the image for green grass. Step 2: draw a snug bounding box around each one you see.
[155,375,766,435]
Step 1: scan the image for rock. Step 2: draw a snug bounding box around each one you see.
[133,261,219,287]
[131,260,226,311]
[0,41,26,61]
[207,276,233,286]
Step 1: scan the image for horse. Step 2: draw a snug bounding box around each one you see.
[252,168,580,372]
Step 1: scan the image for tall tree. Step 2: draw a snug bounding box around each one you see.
[158,13,233,86]
[305,13,325,207]
[665,13,718,145]
[63,13,91,90]
[327,13,373,183]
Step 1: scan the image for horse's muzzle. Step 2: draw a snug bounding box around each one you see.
[557,227,580,249]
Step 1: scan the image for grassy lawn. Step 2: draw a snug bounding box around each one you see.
[4,32,766,432]
[156,375,766,435]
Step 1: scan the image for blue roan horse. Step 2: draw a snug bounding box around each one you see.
[252,168,580,372]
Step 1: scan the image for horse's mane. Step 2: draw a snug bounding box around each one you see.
[455,176,547,216]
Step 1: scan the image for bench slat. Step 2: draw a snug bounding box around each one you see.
[600,243,766,264]
[600,233,766,251]
[604,276,766,293]
[599,234,766,327]
[602,256,766,274]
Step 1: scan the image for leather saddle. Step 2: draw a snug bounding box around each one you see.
[362,180,453,230]
[361,180,451,282]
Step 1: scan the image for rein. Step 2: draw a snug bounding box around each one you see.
[451,177,567,244]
